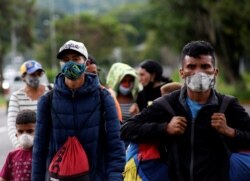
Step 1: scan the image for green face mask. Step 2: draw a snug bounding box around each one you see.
[61,61,86,80]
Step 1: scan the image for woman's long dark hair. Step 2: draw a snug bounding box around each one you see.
[139,59,172,83]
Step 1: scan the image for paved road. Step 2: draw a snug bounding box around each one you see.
[0,104,250,168]
[0,108,12,168]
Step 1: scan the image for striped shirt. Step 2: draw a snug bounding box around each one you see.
[7,86,50,148]
[120,103,133,122]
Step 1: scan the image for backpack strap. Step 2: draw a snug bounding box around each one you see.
[153,97,186,180]
[47,89,54,123]
[47,83,54,90]
[99,86,105,114]
[154,96,176,116]
[218,95,234,157]
[99,86,106,130]
[48,89,54,106]
[219,95,234,114]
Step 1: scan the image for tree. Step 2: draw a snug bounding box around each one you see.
[0,0,36,91]
[104,3,151,65]
[145,0,250,84]
[35,13,128,71]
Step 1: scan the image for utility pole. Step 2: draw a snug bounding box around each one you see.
[49,0,57,69]
[73,0,81,40]
[11,21,17,64]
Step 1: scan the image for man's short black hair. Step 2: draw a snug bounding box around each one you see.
[180,40,216,66]
[87,55,97,65]
[16,109,36,125]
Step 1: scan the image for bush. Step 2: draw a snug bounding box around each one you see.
[45,68,59,83]
[0,95,5,106]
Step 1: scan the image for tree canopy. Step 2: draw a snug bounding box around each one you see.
[145,0,250,84]
[1,0,250,95]
[0,0,36,89]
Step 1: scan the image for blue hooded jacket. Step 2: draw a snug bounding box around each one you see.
[32,73,125,181]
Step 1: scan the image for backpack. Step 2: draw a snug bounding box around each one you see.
[123,97,175,181]
[158,94,250,181]
[217,96,250,181]
[123,143,169,181]
[46,87,106,181]
[123,94,248,181]
[48,136,90,180]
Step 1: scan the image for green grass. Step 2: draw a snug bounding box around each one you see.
[0,95,6,107]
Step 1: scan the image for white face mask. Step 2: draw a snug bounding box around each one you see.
[18,133,34,149]
[185,72,215,92]
[119,84,133,96]
[60,61,65,70]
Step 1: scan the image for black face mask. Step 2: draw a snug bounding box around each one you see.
[144,82,154,90]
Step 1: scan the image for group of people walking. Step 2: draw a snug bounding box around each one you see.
[0,39,250,181]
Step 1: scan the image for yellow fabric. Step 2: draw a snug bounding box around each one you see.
[123,158,142,181]
[106,62,139,100]
[20,63,27,75]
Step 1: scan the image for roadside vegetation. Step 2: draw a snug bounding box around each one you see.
[0,0,250,105]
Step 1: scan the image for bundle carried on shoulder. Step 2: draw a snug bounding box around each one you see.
[123,143,169,181]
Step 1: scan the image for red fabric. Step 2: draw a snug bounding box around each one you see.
[138,143,161,161]
[0,148,32,180]
[238,149,250,153]
[49,136,89,178]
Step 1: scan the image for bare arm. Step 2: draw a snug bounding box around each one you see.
[129,103,139,115]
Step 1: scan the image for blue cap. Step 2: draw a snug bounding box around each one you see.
[20,60,44,75]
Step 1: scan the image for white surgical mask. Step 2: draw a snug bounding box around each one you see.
[119,84,133,95]
[18,133,34,149]
[185,72,215,92]
[60,61,65,70]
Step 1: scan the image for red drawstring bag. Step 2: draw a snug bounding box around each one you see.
[49,136,90,180]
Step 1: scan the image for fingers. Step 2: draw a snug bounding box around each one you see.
[211,113,228,135]
[129,104,139,115]
[211,113,226,125]
[177,117,187,127]
[211,113,225,120]
[166,113,230,136]
[166,116,187,135]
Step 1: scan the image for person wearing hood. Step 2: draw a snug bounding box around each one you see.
[32,40,125,181]
[106,62,139,123]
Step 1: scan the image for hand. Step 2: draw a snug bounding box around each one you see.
[166,116,187,135]
[129,103,139,115]
[211,113,235,137]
